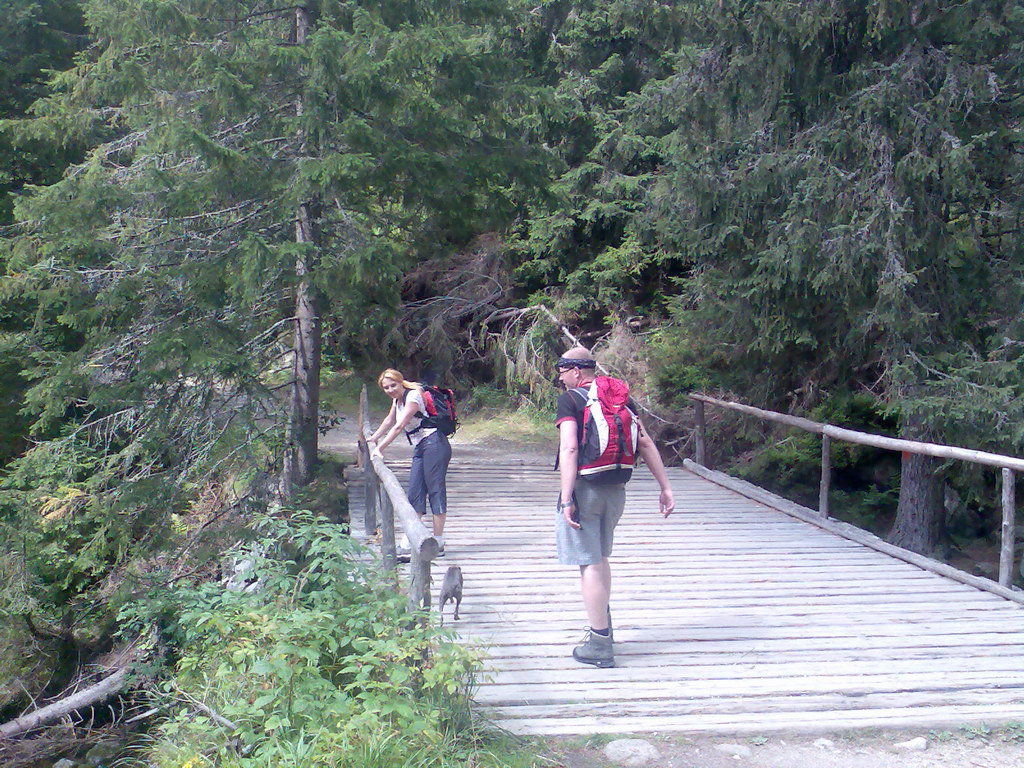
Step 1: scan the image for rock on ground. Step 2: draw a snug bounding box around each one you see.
[714,743,754,758]
[894,736,928,751]
[603,738,662,767]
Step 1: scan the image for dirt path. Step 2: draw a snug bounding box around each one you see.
[319,407,552,466]
[545,728,1024,767]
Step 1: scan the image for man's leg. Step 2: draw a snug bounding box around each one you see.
[579,558,611,630]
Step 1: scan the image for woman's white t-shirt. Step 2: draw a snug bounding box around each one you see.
[395,388,437,446]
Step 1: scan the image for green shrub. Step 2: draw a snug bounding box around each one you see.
[123,511,537,767]
[461,384,515,414]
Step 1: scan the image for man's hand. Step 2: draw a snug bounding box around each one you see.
[660,488,675,518]
[370,446,383,461]
[563,501,581,530]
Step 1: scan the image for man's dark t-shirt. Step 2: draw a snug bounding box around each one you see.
[555,386,637,485]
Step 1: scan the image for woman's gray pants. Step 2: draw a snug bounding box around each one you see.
[409,431,451,516]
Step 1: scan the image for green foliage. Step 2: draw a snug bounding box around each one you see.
[0,550,59,712]
[0,0,89,467]
[462,383,518,414]
[642,0,1024,449]
[0,431,175,614]
[512,0,700,321]
[125,511,541,768]
[0,0,88,223]
[648,324,718,407]
[0,0,544,629]
[292,452,348,523]
[1003,722,1024,743]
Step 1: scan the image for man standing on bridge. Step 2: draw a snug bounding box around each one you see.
[554,346,675,668]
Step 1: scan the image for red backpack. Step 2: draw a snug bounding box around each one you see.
[571,376,639,478]
[406,385,459,437]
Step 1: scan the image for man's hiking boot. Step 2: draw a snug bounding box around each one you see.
[572,628,614,668]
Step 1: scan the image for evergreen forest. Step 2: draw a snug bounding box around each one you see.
[1,1,1022,765]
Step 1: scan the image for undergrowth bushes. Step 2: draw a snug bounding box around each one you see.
[122,512,535,768]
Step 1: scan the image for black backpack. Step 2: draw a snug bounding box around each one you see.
[407,385,459,437]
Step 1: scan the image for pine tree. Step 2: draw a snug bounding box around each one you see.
[0,0,539,610]
[642,0,1024,553]
[0,0,88,465]
[512,0,696,318]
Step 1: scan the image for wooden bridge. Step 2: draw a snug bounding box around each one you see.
[351,446,1024,735]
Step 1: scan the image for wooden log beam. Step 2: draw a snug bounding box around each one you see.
[823,425,1024,473]
[379,484,397,572]
[368,453,438,562]
[690,392,1024,472]
[409,555,431,613]
[357,385,367,469]
[0,667,130,740]
[360,439,377,536]
[359,421,438,565]
[689,394,824,434]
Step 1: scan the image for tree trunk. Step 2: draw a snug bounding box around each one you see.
[280,5,321,500]
[889,449,946,555]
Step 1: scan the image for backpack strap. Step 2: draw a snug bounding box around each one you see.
[401,388,431,442]
[553,386,594,470]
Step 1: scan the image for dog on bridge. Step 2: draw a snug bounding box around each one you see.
[438,565,463,625]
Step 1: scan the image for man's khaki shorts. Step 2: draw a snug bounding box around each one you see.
[555,478,626,565]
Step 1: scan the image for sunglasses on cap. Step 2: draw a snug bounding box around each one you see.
[555,358,596,372]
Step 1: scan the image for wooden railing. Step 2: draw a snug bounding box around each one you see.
[356,385,439,611]
[690,393,1021,589]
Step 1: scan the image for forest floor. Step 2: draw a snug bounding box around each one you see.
[323,406,1024,768]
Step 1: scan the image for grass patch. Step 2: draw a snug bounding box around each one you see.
[454,388,554,456]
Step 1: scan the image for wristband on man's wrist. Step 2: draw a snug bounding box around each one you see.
[558,500,574,509]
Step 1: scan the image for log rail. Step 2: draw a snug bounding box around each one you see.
[690,393,1021,590]
[356,385,439,611]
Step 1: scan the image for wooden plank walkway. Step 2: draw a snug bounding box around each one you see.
[363,456,1024,735]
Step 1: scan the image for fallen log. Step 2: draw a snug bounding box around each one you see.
[0,667,130,740]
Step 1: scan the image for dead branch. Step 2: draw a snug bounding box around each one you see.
[0,667,130,740]
[534,305,671,425]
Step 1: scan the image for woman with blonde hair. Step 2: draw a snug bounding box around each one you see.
[369,368,452,556]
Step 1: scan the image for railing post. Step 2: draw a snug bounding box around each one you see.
[357,385,368,469]
[363,446,378,537]
[694,399,706,467]
[819,434,831,519]
[408,554,431,614]
[999,468,1016,587]
[379,485,397,572]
